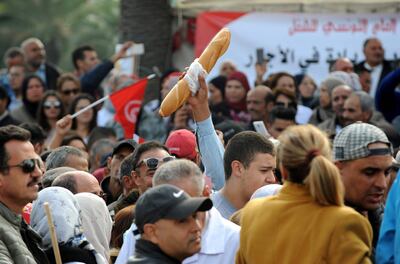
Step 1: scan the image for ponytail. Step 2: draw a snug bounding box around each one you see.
[278,124,345,207]
[304,155,344,206]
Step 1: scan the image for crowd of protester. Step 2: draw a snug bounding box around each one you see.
[0,35,400,263]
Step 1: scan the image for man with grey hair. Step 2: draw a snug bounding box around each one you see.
[318,84,353,139]
[107,153,140,217]
[343,91,400,147]
[46,146,89,171]
[333,122,393,255]
[116,159,240,264]
[51,170,102,197]
[89,138,114,172]
[20,37,60,89]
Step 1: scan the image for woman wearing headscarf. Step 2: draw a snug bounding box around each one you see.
[30,187,107,264]
[236,125,372,263]
[224,71,251,124]
[75,192,112,262]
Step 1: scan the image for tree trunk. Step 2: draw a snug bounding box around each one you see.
[120,0,173,102]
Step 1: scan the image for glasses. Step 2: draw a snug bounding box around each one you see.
[44,101,61,109]
[275,101,296,109]
[92,191,108,201]
[136,156,175,170]
[62,88,79,96]
[3,159,44,174]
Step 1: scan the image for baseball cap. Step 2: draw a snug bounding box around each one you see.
[333,122,392,161]
[112,139,137,156]
[165,129,197,161]
[135,184,213,233]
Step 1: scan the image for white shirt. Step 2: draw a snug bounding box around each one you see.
[115,207,240,264]
[365,62,383,98]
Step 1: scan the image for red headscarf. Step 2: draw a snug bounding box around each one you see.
[225,71,250,112]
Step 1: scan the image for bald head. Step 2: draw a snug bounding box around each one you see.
[247,85,273,121]
[332,58,353,73]
[52,170,101,195]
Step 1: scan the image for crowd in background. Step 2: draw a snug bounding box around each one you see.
[0,35,400,264]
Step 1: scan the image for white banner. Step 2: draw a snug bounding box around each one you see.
[208,13,400,85]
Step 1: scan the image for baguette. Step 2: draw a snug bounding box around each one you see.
[159,28,231,117]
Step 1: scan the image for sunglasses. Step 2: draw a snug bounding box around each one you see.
[275,101,297,109]
[62,88,79,96]
[44,101,61,109]
[136,156,175,170]
[4,159,44,173]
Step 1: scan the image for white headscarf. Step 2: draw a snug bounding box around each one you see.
[75,192,112,262]
[31,187,107,264]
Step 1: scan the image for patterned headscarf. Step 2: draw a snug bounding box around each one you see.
[31,187,107,264]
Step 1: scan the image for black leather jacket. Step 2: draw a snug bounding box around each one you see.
[127,239,181,264]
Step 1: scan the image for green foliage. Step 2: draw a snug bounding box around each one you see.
[0,0,119,71]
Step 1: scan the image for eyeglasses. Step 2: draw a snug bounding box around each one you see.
[136,156,175,170]
[62,88,79,96]
[44,101,61,109]
[92,191,108,201]
[3,159,44,174]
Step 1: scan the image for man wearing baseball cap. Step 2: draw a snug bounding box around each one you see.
[102,139,136,204]
[333,122,393,252]
[165,129,199,164]
[128,184,213,263]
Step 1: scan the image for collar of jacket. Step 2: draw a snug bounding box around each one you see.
[0,202,23,227]
[135,238,181,264]
[277,181,314,202]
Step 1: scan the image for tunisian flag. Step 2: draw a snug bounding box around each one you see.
[109,78,148,139]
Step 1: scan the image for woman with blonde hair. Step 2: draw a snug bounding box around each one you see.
[236,125,373,264]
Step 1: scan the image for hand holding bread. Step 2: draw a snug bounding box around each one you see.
[159,28,231,117]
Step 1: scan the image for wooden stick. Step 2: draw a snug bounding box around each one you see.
[44,202,62,264]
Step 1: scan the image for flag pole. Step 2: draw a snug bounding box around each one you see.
[71,74,156,119]
[44,202,62,264]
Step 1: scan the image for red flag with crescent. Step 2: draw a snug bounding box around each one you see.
[109,78,148,139]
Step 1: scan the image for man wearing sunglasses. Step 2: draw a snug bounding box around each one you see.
[132,141,174,195]
[117,159,239,264]
[0,125,49,263]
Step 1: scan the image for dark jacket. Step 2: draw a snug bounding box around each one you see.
[355,60,394,90]
[45,244,97,264]
[0,111,19,126]
[45,62,61,90]
[375,68,400,122]
[127,239,181,264]
[80,60,114,95]
[108,190,140,219]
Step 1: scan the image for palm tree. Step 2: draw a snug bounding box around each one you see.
[120,0,173,99]
[0,0,119,70]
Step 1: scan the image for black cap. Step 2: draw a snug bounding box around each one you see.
[135,184,213,233]
[112,139,137,157]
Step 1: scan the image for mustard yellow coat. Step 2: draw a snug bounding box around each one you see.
[236,182,372,264]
